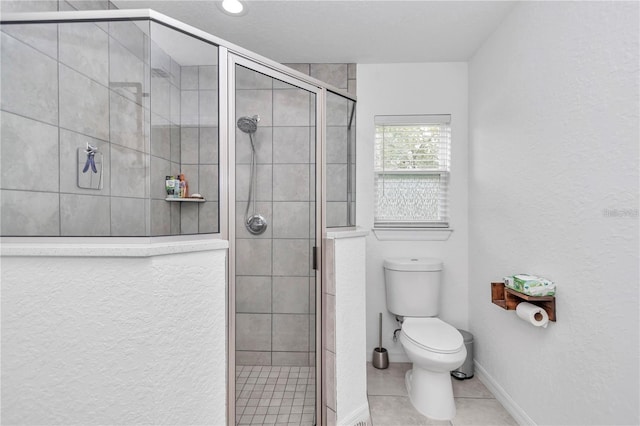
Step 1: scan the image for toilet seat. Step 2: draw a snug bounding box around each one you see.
[401,318,463,354]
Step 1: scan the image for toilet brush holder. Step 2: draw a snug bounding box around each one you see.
[372,347,389,369]
[372,312,389,369]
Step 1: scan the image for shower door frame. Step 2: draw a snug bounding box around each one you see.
[226,53,326,426]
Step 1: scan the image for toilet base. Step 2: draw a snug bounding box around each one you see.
[405,367,456,421]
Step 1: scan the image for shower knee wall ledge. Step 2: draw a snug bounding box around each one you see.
[0,236,228,257]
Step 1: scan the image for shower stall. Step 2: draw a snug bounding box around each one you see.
[1,7,355,426]
[230,58,356,425]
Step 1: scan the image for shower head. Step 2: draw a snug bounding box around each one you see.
[237,115,260,134]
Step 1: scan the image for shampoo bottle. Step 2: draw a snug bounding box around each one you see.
[179,173,189,198]
[173,176,181,198]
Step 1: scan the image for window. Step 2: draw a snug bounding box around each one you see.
[374,115,451,228]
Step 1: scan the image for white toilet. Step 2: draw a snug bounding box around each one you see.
[384,257,466,421]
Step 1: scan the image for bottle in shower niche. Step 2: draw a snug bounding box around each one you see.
[166,176,175,197]
[179,173,189,198]
[174,176,182,198]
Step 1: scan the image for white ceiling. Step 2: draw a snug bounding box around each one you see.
[112,1,516,64]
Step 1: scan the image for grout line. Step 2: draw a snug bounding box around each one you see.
[56,23,62,236]
[107,21,112,236]
[0,110,58,134]
[1,26,59,62]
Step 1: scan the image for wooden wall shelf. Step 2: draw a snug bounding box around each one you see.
[491,282,556,321]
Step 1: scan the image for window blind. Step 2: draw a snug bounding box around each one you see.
[374,115,451,227]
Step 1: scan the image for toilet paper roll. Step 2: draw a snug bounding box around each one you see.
[515,302,549,328]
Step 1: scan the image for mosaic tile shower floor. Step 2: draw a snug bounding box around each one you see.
[235,366,316,425]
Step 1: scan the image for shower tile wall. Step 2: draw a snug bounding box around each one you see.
[149,40,181,235]
[235,63,356,366]
[0,16,219,236]
[284,64,357,228]
[0,20,151,236]
[235,66,317,367]
[176,64,219,234]
[283,63,356,96]
[148,50,219,235]
[326,92,356,228]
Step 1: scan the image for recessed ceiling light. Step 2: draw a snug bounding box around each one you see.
[220,0,246,15]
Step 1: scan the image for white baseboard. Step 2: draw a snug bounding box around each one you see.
[474,361,536,426]
[338,401,371,426]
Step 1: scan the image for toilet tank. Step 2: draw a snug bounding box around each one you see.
[384,258,443,317]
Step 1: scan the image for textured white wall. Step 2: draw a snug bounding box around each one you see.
[469,2,639,425]
[1,244,227,425]
[332,232,369,424]
[357,63,469,362]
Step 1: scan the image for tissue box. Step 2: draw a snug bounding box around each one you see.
[504,274,555,297]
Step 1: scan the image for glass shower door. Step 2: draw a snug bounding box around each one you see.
[231,58,320,426]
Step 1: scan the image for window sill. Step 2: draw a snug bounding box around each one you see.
[372,228,453,241]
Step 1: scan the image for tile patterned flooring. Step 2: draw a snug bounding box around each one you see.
[235,363,515,426]
[235,366,316,425]
[367,363,517,426]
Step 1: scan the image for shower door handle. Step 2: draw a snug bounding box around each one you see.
[312,246,318,270]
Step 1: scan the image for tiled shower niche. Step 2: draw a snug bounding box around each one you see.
[0,19,219,236]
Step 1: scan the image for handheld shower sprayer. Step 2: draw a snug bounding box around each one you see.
[237,115,267,235]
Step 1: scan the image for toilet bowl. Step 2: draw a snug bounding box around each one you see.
[383,257,466,420]
[399,317,466,420]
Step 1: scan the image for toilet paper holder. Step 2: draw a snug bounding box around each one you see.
[491,282,556,322]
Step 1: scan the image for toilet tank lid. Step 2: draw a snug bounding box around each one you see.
[384,257,443,272]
